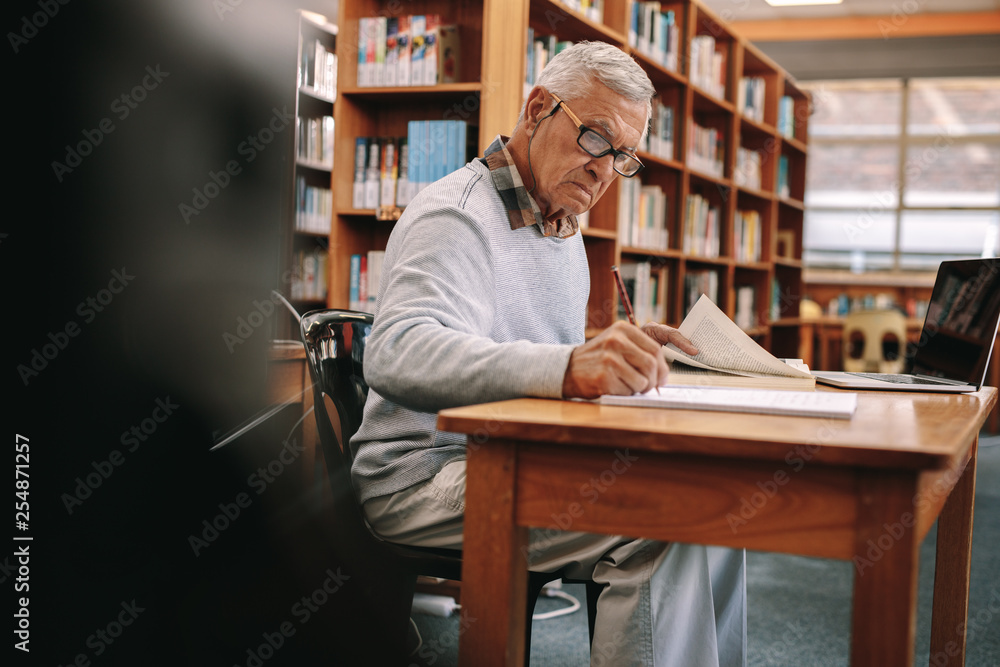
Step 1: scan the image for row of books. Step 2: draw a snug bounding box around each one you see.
[734,147,762,190]
[290,248,328,302]
[642,96,674,161]
[555,0,604,23]
[777,96,796,139]
[357,16,460,88]
[525,32,574,92]
[684,270,719,317]
[618,178,669,251]
[689,35,726,100]
[299,36,336,100]
[734,210,763,264]
[295,176,332,234]
[296,115,334,169]
[737,77,766,124]
[352,121,471,211]
[687,121,724,178]
[618,260,665,325]
[628,2,680,72]
[353,136,404,210]
[682,192,721,258]
[348,250,385,313]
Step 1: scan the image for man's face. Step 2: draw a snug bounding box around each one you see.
[529,82,646,221]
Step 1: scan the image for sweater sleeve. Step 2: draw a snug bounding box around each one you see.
[363,204,575,412]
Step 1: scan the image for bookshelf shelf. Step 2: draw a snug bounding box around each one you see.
[340,82,483,98]
[321,0,808,357]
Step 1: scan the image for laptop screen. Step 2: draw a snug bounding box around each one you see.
[908,258,1000,388]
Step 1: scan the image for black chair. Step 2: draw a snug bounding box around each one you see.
[299,309,599,665]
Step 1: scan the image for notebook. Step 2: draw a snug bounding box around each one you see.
[599,387,858,419]
[812,258,1000,393]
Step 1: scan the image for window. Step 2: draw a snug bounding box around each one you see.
[801,78,1000,272]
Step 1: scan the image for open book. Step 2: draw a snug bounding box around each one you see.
[662,295,816,391]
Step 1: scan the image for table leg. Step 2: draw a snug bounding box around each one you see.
[460,439,528,667]
[929,437,978,666]
[851,472,920,667]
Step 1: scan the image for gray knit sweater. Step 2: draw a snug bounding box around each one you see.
[350,146,590,504]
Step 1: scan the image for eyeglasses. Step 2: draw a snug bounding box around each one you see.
[550,93,644,178]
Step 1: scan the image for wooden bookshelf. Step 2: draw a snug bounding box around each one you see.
[282,10,338,334]
[323,0,809,357]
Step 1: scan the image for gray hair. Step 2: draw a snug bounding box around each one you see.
[520,41,654,142]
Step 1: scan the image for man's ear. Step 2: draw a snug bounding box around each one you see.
[522,87,549,133]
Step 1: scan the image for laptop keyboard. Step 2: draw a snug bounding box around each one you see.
[848,373,957,386]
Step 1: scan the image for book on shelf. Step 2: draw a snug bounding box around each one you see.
[687,121,724,178]
[619,179,668,250]
[738,77,765,123]
[525,32,573,95]
[617,260,664,324]
[352,137,368,209]
[734,209,762,263]
[777,155,790,199]
[557,0,604,23]
[356,14,457,87]
[734,147,761,190]
[735,285,757,330]
[778,95,795,138]
[291,248,328,302]
[643,96,674,160]
[363,137,381,209]
[682,193,720,258]
[297,115,334,168]
[661,294,816,390]
[629,2,679,72]
[349,251,385,312]
[689,35,726,100]
[300,35,337,100]
[684,269,718,315]
[295,176,332,234]
[598,387,855,419]
[379,138,399,208]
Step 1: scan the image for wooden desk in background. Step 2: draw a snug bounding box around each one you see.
[439,389,997,666]
[266,342,319,487]
[799,318,1000,433]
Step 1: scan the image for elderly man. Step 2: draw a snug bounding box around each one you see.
[351,41,746,666]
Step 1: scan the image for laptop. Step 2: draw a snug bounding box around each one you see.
[812,258,1000,393]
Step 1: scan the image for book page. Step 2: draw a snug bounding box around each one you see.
[664,295,813,378]
[600,387,857,419]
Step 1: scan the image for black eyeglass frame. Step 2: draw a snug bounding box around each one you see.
[549,93,645,178]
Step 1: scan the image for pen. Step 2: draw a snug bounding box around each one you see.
[611,265,661,395]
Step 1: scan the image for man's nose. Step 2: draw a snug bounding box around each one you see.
[587,153,617,182]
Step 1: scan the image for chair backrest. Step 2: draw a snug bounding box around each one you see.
[843,309,907,373]
[300,309,373,467]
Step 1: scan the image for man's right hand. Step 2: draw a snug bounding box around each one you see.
[562,321,670,399]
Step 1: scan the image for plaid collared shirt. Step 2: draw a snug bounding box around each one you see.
[480,135,579,239]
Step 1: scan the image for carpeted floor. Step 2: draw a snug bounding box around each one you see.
[409,434,1000,666]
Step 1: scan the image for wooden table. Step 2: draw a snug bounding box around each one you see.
[437,388,997,666]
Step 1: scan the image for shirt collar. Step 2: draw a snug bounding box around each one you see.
[480,135,578,239]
